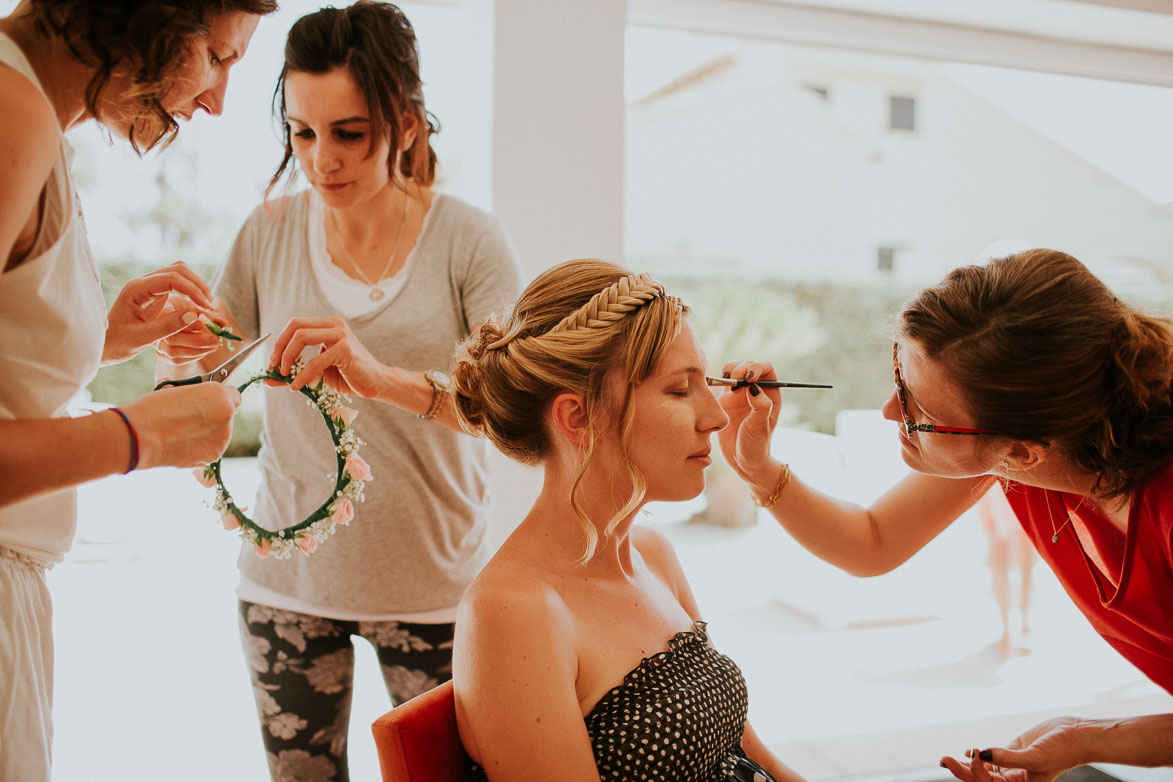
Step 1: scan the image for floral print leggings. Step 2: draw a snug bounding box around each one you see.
[239,600,455,782]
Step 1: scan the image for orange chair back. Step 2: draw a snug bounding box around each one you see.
[371,680,473,782]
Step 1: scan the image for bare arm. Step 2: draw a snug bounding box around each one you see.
[268,316,470,433]
[941,713,1173,781]
[0,65,59,271]
[453,577,602,782]
[0,384,241,509]
[743,721,806,782]
[717,360,990,576]
[759,465,988,576]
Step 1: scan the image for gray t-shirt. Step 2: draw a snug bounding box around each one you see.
[213,191,524,616]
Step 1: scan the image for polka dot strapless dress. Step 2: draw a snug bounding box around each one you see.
[469,621,776,781]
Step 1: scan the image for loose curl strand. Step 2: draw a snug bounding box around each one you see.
[452,260,685,562]
[28,0,278,153]
[899,248,1173,499]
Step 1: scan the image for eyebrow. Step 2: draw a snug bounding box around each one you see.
[286,116,371,127]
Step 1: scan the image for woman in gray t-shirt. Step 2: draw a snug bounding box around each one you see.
[163,4,523,779]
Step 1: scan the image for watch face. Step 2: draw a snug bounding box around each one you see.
[428,369,452,390]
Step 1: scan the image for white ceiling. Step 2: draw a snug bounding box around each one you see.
[631,0,1173,87]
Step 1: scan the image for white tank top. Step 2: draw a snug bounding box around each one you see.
[0,35,108,563]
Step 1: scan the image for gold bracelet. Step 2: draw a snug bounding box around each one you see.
[752,463,791,509]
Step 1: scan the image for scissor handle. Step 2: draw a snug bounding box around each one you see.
[153,375,205,391]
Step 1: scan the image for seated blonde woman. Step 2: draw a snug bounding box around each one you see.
[449,259,804,782]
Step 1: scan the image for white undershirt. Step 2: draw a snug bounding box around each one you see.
[305,190,428,318]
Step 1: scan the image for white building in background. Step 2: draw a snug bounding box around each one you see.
[624,44,1173,294]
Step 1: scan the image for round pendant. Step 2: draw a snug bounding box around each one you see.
[1051,533,1060,543]
[369,288,385,302]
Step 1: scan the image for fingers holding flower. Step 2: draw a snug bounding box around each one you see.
[269,316,388,398]
[104,261,220,364]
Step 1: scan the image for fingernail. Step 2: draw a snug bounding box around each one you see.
[749,384,760,397]
[182,311,197,324]
[721,370,730,379]
[979,750,993,762]
[746,369,756,380]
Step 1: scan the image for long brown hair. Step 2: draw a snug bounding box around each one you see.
[267,0,438,197]
[900,248,1173,498]
[28,0,278,153]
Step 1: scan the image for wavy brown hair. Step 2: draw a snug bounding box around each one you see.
[452,259,686,561]
[267,0,438,197]
[28,0,277,153]
[899,248,1173,499]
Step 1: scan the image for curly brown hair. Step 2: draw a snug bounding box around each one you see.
[899,248,1173,499]
[267,1,439,197]
[29,0,277,153]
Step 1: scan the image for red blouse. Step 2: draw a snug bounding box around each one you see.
[1004,463,1173,694]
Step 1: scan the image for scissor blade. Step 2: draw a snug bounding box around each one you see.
[205,333,270,383]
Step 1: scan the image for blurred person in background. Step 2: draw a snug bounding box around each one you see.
[976,481,1036,656]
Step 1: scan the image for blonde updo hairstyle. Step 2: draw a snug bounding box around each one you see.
[452,259,686,561]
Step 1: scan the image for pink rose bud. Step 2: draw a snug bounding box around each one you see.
[296,535,317,554]
[221,512,240,530]
[345,453,372,482]
[333,407,358,427]
[193,467,217,488]
[330,497,355,525]
[254,538,271,559]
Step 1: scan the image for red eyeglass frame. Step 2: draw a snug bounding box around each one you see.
[892,343,999,436]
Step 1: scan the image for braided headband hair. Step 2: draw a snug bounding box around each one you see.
[486,272,678,352]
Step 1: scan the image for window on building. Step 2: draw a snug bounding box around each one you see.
[889,95,916,131]
[877,246,896,271]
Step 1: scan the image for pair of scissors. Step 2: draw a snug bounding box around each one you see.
[705,376,833,390]
[154,333,270,390]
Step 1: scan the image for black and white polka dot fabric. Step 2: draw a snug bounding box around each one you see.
[469,621,776,781]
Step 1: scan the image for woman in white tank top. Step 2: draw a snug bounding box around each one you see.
[0,2,276,778]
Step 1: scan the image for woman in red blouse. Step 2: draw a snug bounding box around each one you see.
[720,248,1173,780]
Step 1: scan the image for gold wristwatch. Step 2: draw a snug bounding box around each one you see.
[420,369,452,421]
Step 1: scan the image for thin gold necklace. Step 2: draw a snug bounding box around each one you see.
[1046,493,1087,543]
[327,192,410,302]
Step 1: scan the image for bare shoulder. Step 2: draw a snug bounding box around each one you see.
[0,64,62,265]
[455,552,575,658]
[0,64,59,160]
